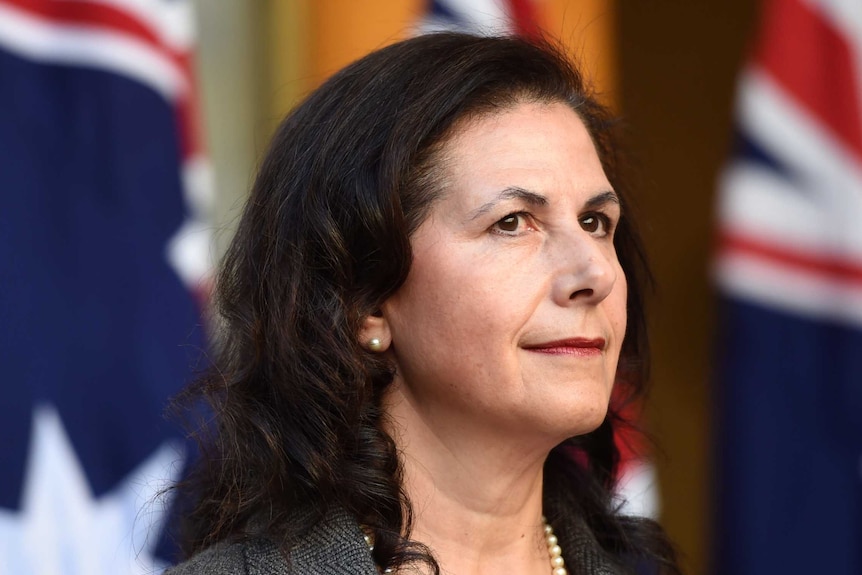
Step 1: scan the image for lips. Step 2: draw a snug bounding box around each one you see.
[522,337,606,356]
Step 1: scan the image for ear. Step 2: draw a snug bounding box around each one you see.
[359,311,392,353]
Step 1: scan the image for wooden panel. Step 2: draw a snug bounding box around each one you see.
[308,0,424,91]
[618,3,758,573]
[539,0,618,108]
[263,0,311,123]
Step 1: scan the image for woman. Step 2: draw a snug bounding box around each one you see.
[168,33,679,575]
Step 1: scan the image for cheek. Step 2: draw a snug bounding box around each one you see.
[400,237,539,326]
[391,254,512,347]
[384,246,537,391]
[385,249,465,362]
[609,265,629,361]
[615,267,628,329]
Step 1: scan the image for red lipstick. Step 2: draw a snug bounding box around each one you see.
[523,338,606,356]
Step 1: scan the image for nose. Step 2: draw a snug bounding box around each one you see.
[550,232,619,306]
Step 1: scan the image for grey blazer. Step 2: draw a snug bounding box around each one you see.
[165,508,377,575]
[165,508,625,575]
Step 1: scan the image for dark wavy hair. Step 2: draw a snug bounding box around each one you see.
[176,32,679,574]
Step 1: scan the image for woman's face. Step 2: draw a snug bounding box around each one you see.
[381,100,627,442]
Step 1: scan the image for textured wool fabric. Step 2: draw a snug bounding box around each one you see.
[166,507,626,574]
[165,508,378,575]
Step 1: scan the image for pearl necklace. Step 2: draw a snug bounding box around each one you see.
[543,516,569,575]
[363,516,567,575]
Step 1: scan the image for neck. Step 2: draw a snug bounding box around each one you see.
[383,384,559,575]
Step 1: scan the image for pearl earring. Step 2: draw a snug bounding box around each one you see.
[367,338,383,352]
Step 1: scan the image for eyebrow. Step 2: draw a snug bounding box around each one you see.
[584,190,620,210]
[467,187,548,221]
[467,187,620,221]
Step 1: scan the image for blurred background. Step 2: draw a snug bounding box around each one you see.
[2,1,861,574]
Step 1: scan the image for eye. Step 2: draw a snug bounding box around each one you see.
[492,212,532,235]
[579,212,612,236]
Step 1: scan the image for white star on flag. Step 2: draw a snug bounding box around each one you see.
[0,406,184,575]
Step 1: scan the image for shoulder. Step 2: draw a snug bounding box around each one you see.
[165,507,378,575]
[164,540,252,575]
[567,515,631,575]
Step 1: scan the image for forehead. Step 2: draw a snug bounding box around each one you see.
[435,101,611,205]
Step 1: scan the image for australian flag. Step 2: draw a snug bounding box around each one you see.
[713,0,862,573]
[414,0,540,38]
[0,0,211,573]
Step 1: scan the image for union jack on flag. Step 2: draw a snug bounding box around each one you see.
[415,0,540,38]
[713,0,862,572]
[0,0,211,573]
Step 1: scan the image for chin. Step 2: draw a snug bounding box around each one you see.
[555,396,611,439]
